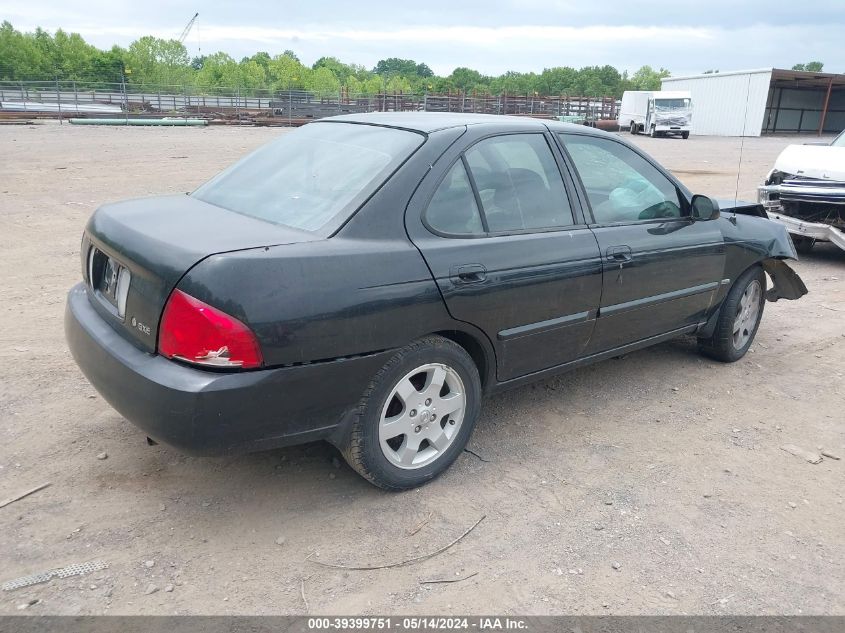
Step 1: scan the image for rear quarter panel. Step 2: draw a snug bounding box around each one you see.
[179,237,457,367]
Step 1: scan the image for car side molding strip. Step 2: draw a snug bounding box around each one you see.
[493,323,699,393]
[599,281,721,318]
[497,310,593,341]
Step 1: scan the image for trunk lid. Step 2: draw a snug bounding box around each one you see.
[83,194,319,352]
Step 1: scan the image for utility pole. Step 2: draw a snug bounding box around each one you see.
[55,75,63,125]
[121,67,129,125]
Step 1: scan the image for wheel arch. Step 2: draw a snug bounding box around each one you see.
[433,327,496,393]
[698,256,806,339]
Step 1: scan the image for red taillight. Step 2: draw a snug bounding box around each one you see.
[158,289,263,369]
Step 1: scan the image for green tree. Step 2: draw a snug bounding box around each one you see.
[312,56,355,83]
[195,52,240,90]
[126,36,190,86]
[792,61,824,72]
[386,75,412,93]
[449,67,483,92]
[239,59,267,91]
[345,75,363,97]
[416,63,433,78]
[0,21,45,79]
[1,21,685,100]
[629,65,670,91]
[248,51,273,71]
[268,51,309,89]
[363,75,384,95]
[308,66,340,97]
[538,66,577,95]
[374,57,419,77]
[89,45,127,84]
[490,70,536,95]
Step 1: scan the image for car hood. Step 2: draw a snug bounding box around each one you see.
[772,144,845,180]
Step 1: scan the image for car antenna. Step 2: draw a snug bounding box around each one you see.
[731,73,753,225]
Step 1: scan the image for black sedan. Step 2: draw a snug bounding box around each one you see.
[65,113,807,490]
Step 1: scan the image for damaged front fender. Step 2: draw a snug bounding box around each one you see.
[722,214,808,301]
[761,258,809,301]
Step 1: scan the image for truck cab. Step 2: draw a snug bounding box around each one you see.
[619,90,692,139]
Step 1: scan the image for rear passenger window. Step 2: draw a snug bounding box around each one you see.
[425,160,485,236]
[465,134,574,232]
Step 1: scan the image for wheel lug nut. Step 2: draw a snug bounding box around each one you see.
[410,409,417,417]
[431,414,437,421]
[449,419,455,425]
[414,426,421,433]
[425,398,432,406]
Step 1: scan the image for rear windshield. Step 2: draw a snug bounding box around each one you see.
[192,122,424,232]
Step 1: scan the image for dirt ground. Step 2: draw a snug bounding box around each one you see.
[1,122,843,616]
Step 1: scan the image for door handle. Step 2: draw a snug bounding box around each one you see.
[606,246,633,263]
[451,264,487,284]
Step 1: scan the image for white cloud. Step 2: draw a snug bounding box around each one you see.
[4,1,843,76]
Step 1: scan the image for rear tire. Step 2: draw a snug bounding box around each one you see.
[682,131,690,139]
[341,336,482,491]
[791,235,815,254]
[698,266,766,362]
[630,122,637,134]
[649,125,657,138]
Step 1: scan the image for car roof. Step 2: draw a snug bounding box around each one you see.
[322,111,603,136]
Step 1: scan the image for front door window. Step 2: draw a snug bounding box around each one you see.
[560,134,684,224]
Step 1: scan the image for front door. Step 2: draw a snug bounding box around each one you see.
[407,130,603,381]
[558,132,726,353]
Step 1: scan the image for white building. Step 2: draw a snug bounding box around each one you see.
[661,68,845,137]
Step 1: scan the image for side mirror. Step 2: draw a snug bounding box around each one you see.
[690,195,720,221]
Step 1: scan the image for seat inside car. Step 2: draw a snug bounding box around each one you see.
[488,167,556,231]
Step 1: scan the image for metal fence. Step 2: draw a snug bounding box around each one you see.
[0,79,621,125]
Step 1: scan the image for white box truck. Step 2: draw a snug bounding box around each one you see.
[618,90,692,138]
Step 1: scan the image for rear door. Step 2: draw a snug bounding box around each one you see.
[406,127,603,382]
[558,132,726,353]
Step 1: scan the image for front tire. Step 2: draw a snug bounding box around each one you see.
[341,336,482,490]
[682,131,690,139]
[698,266,766,362]
[649,125,657,138]
[630,122,637,134]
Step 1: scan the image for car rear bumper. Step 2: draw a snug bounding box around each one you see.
[65,283,392,455]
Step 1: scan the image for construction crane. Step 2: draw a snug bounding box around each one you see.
[178,13,199,44]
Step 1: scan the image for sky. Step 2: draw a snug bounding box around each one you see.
[5,0,843,77]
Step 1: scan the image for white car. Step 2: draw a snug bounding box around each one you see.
[758,130,845,253]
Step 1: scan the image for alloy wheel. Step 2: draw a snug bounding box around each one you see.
[378,363,466,469]
[732,279,762,350]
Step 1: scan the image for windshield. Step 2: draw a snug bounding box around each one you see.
[192,122,424,232]
[833,130,845,147]
[655,98,691,110]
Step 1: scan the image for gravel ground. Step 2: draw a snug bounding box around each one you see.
[0,122,843,615]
